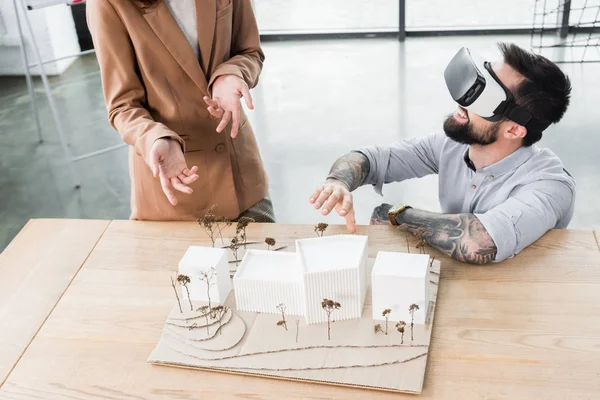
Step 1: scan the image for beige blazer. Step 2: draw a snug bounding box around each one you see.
[86,0,268,221]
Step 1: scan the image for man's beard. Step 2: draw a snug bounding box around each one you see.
[443,113,500,146]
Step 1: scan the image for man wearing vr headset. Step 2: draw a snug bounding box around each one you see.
[309,43,575,264]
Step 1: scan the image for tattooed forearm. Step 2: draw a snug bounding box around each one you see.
[395,208,497,265]
[326,152,370,192]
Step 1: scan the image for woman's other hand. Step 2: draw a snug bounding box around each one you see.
[204,74,254,139]
[149,138,199,206]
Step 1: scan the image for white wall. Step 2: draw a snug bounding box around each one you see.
[0,1,80,75]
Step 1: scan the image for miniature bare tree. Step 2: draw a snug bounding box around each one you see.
[198,305,211,335]
[321,298,341,340]
[199,268,217,315]
[276,303,288,330]
[409,303,420,343]
[228,237,242,267]
[198,205,219,247]
[396,321,407,344]
[265,237,276,250]
[382,309,392,335]
[236,216,255,249]
[170,276,183,313]
[177,274,193,311]
[374,324,383,334]
[315,222,329,237]
[213,305,229,335]
[413,227,429,254]
[216,215,232,245]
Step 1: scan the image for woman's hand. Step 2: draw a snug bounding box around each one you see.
[204,74,254,139]
[149,138,199,206]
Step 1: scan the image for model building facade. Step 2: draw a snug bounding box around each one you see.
[234,250,305,316]
[233,235,368,324]
[178,246,232,304]
[371,252,430,324]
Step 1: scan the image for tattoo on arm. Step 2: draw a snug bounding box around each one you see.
[396,209,497,264]
[326,152,370,192]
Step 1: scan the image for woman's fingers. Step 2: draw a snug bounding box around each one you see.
[159,171,178,206]
[313,187,333,209]
[240,85,254,110]
[309,186,324,204]
[171,176,193,195]
[230,107,241,139]
[216,111,232,133]
[178,172,199,185]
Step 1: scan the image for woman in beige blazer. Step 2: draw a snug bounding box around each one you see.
[86,0,273,222]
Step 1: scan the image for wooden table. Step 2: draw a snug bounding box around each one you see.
[1,219,599,399]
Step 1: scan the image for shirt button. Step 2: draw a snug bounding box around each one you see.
[490,175,495,179]
[471,184,477,189]
[215,143,226,153]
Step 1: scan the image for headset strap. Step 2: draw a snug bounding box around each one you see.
[494,100,552,133]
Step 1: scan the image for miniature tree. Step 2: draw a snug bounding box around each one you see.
[236,216,255,248]
[177,274,193,311]
[396,321,407,344]
[212,305,229,335]
[198,305,211,335]
[199,268,217,315]
[315,222,329,237]
[265,237,276,250]
[413,227,429,254]
[198,205,219,247]
[409,303,420,343]
[374,324,383,334]
[276,303,288,330]
[321,298,341,340]
[382,309,392,335]
[228,237,242,266]
[170,276,183,313]
[216,215,232,245]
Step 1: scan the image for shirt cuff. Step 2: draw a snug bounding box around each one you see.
[474,211,518,263]
[352,147,390,196]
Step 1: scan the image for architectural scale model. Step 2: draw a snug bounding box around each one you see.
[151,222,441,394]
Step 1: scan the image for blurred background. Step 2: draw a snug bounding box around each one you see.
[1,0,599,251]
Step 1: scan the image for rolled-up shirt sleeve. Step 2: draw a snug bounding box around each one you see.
[354,132,445,195]
[475,179,575,263]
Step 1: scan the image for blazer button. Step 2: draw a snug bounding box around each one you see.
[215,143,226,154]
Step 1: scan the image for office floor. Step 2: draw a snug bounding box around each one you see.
[1,35,599,251]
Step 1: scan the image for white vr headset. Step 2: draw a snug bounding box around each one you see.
[444,47,550,133]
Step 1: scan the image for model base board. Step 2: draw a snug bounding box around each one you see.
[149,253,441,394]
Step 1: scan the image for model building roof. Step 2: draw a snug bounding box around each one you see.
[372,251,429,278]
[235,250,300,281]
[296,235,368,273]
[179,246,227,267]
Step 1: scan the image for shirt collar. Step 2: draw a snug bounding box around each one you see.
[463,145,539,176]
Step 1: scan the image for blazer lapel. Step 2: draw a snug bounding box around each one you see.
[143,1,208,94]
[196,0,216,76]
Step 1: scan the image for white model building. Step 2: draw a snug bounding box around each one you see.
[234,250,305,316]
[178,246,232,305]
[371,251,430,324]
[297,235,368,324]
[233,235,368,325]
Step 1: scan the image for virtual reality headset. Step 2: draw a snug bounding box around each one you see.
[444,47,551,133]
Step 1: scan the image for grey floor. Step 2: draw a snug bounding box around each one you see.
[1,34,599,252]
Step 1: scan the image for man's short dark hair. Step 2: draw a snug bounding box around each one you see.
[498,42,572,146]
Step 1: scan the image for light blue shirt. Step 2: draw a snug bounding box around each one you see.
[356,132,576,262]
